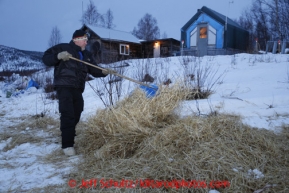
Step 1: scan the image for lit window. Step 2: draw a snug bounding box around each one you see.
[120,44,129,55]
[200,27,207,38]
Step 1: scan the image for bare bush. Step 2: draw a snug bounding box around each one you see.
[132,58,155,84]
[92,61,127,107]
[178,55,197,66]
[181,57,226,100]
[231,54,237,65]
[32,68,57,100]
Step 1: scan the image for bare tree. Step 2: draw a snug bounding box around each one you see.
[264,0,289,40]
[251,0,271,49]
[238,9,255,51]
[238,9,254,34]
[238,0,289,48]
[103,9,116,29]
[48,26,62,48]
[161,31,168,39]
[238,0,274,51]
[81,0,103,26]
[132,13,160,40]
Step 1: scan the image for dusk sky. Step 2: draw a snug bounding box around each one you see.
[0,0,252,52]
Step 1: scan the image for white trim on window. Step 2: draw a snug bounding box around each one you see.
[208,25,216,45]
[190,28,197,47]
[120,44,130,55]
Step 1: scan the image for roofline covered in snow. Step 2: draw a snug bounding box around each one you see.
[81,24,141,44]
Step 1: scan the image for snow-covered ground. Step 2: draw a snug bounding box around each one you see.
[0,53,288,192]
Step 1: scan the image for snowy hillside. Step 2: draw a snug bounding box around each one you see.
[0,45,45,71]
[0,48,288,192]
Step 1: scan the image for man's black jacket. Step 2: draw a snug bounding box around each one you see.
[42,41,107,92]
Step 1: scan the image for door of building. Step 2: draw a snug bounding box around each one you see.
[154,42,160,58]
[197,24,208,56]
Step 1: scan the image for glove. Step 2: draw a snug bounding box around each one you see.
[102,69,117,75]
[57,51,72,61]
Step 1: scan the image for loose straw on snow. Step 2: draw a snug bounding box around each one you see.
[70,83,289,193]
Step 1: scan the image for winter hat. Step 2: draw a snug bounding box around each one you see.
[72,30,86,39]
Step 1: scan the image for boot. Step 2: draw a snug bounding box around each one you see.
[63,147,76,156]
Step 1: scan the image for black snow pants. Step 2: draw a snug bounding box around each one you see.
[56,88,84,148]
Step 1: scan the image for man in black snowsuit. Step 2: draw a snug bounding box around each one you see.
[42,29,114,156]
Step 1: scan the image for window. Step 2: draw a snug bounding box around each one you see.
[199,27,207,38]
[190,28,197,47]
[120,44,129,55]
[208,25,216,45]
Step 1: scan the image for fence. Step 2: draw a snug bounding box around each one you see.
[180,48,244,57]
[266,41,289,54]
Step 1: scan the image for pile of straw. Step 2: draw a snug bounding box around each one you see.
[73,84,289,192]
